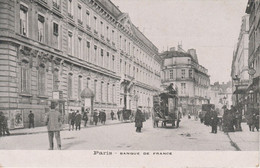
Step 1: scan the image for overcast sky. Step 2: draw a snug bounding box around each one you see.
[112,0,248,84]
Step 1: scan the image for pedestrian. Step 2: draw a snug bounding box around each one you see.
[210,109,219,134]
[102,110,106,124]
[117,110,120,120]
[82,109,89,127]
[135,106,145,133]
[28,111,34,128]
[2,115,10,136]
[188,113,191,119]
[176,109,181,128]
[75,110,82,131]
[68,109,73,131]
[93,109,98,126]
[71,110,76,131]
[0,111,4,137]
[45,101,62,150]
[110,110,114,120]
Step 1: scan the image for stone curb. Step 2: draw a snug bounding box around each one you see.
[7,121,132,137]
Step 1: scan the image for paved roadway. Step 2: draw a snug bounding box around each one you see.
[0,117,238,150]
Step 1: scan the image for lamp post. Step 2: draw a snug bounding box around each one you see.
[233,75,240,106]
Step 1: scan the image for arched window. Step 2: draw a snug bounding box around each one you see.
[20,59,30,93]
[53,69,59,91]
[78,75,82,99]
[68,73,73,98]
[38,64,46,95]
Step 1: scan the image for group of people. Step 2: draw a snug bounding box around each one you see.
[0,111,10,136]
[68,109,87,131]
[93,109,107,125]
[245,107,259,132]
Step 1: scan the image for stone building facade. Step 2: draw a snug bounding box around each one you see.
[231,15,250,108]
[160,45,210,115]
[246,0,260,110]
[0,0,161,129]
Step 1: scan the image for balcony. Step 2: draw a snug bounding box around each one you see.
[53,1,60,10]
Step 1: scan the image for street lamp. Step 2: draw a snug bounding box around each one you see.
[233,75,240,106]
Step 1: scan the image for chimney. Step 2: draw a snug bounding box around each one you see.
[170,47,175,51]
[188,49,198,63]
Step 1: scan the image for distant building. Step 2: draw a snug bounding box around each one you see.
[231,15,250,107]
[0,0,161,129]
[160,45,210,115]
[208,82,232,115]
[246,0,260,109]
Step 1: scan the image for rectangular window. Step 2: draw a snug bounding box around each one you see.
[38,66,46,95]
[100,21,103,35]
[94,80,97,101]
[78,37,82,59]
[94,45,97,64]
[38,14,45,42]
[100,49,104,67]
[21,61,30,93]
[169,70,173,79]
[189,69,193,79]
[112,55,115,71]
[101,81,104,102]
[20,4,28,36]
[68,73,73,98]
[112,30,114,42]
[106,26,109,39]
[78,76,82,99]
[112,84,115,103]
[181,83,186,94]
[94,16,97,31]
[86,10,90,26]
[107,52,110,69]
[53,22,59,48]
[78,4,82,21]
[107,83,109,103]
[86,41,90,61]
[68,31,73,55]
[53,22,59,36]
[181,69,185,79]
[53,0,60,9]
[68,0,73,16]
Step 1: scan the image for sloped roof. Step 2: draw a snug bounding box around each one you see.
[159,50,194,60]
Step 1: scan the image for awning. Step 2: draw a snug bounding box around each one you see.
[233,85,248,94]
[247,76,260,92]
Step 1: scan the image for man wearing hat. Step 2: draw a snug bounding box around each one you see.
[135,106,145,132]
[93,109,98,125]
[45,101,62,150]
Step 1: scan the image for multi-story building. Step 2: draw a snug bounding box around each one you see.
[0,0,161,129]
[246,0,260,110]
[208,82,232,115]
[231,15,250,107]
[160,45,210,115]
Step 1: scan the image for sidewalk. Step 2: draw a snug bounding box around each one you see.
[228,122,259,151]
[8,119,125,136]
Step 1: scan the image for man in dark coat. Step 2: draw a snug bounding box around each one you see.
[28,111,34,128]
[110,110,114,120]
[71,110,76,131]
[135,107,144,132]
[117,110,120,120]
[75,111,82,131]
[82,109,89,127]
[0,111,4,136]
[210,109,219,134]
[93,110,98,125]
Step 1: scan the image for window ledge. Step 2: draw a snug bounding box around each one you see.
[19,93,32,97]
[38,95,48,99]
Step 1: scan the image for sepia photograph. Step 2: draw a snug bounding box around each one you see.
[0,0,259,167]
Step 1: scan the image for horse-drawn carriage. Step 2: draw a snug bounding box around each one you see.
[152,85,180,128]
